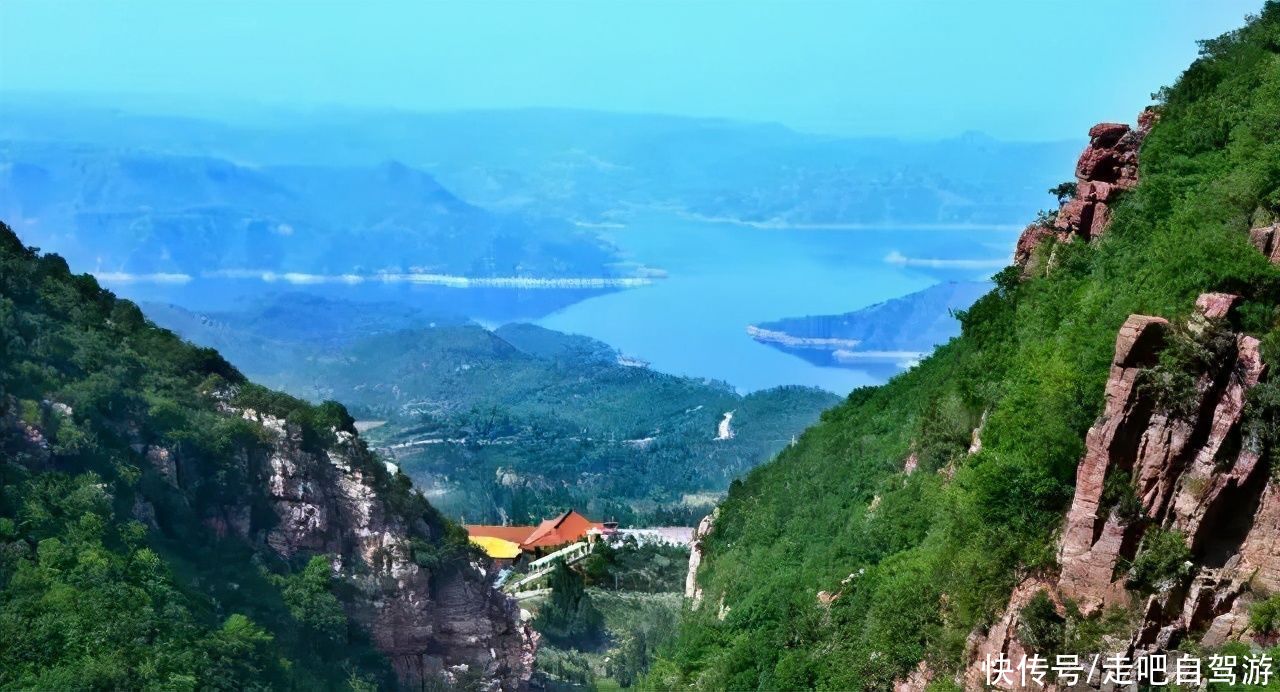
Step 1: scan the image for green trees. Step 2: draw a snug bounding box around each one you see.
[0,223,412,688]
[275,555,349,648]
[1249,594,1280,640]
[1125,528,1193,593]
[1050,181,1078,204]
[653,5,1280,687]
[533,560,604,649]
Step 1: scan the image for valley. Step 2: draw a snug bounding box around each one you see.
[3,3,1259,687]
[144,298,839,525]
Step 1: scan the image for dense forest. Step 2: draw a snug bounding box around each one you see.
[0,223,486,688]
[653,7,1280,689]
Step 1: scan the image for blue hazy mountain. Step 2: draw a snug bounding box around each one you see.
[0,99,1081,227]
[0,140,621,281]
[748,280,992,370]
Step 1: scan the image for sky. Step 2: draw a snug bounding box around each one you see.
[0,0,1264,140]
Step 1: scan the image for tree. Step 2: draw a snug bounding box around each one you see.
[532,560,603,649]
[1049,181,1077,204]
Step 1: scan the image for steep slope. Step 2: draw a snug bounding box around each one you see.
[663,8,1280,690]
[0,223,534,688]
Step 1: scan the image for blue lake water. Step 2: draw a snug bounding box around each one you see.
[536,215,1018,394]
[97,214,1018,395]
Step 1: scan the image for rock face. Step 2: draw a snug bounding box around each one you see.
[962,577,1058,691]
[1013,112,1154,272]
[1,390,536,688]
[963,293,1280,688]
[229,405,537,690]
[686,509,718,607]
[1055,314,1171,612]
[1248,223,1280,263]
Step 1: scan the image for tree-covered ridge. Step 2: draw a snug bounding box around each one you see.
[0,222,468,688]
[653,6,1280,689]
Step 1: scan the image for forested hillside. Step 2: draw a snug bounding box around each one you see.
[302,323,838,525]
[659,7,1280,689]
[0,223,531,688]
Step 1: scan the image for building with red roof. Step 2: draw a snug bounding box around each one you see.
[465,509,609,559]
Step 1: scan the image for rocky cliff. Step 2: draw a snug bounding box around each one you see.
[959,104,1280,689]
[0,222,535,689]
[654,10,1280,689]
[5,388,537,689]
[231,404,537,688]
[1013,112,1155,272]
[964,290,1280,688]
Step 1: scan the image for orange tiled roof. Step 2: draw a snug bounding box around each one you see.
[521,510,604,549]
[465,509,604,552]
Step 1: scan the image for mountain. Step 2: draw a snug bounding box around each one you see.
[748,280,991,369]
[0,141,622,282]
[0,103,1080,228]
[138,293,471,392]
[664,9,1280,689]
[143,300,839,524]
[0,223,534,688]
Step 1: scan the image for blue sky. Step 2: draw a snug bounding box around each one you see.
[0,0,1262,139]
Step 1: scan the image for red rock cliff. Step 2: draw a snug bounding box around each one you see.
[1014,111,1156,272]
[963,293,1280,689]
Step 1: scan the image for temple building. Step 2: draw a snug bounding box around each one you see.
[465,509,614,564]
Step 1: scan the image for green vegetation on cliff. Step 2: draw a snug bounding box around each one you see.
[0,224,468,688]
[654,7,1280,689]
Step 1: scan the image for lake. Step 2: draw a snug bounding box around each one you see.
[97,213,1018,395]
[536,214,1017,394]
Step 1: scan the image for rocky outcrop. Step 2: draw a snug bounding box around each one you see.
[963,293,1280,688]
[1055,314,1171,612]
[686,508,718,607]
[1,382,533,688]
[962,577,1059,691]
[1014,111,1155,272]
[1248,223,1280,263]
[229,405,536,690]
[893,660,936,692]
[0,397,63,469]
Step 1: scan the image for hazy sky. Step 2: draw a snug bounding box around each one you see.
[0,0,1262,139]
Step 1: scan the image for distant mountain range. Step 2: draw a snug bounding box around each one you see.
[0,140,622,281]
[748,280,991,369]
[143,295,839,525]
[1,100,1081,229]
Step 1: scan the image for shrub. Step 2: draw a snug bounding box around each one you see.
[1100,471,1143,524]
[1249,593,1280,641]
[1244,379,1280,480]
[1050,182,1078,204]
[1139,319,1235,418]
[1018,590,1065,656]
[1126,529,1192,593]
